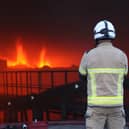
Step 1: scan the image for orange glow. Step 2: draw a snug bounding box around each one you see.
[38,48,51,68]
[7,40,29,67]
[16,42,27,65]
[6,39,51,68]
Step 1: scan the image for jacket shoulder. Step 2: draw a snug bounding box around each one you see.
[113,46,127,56]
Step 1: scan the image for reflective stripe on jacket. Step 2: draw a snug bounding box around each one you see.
[79,42,128,107]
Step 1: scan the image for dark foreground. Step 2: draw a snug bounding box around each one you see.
[48,121,85,129]
[0,121,129,129]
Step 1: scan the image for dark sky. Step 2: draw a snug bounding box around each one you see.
[0,0,129,67]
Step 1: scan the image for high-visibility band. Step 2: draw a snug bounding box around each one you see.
[79,67,87,75]
[90,73,96,96]
[88,96,123,105]
[88,68,126,74]
[88,68,124,97]
[117,73,123,96]
[125,69,128,75]
[87,68,125,106]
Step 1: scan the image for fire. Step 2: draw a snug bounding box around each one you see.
[6,39,51,68]
[38,48,51,68]
[16,43,27,65]
[7,41,28,67]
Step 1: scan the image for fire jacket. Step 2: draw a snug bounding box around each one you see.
[79,42,128,107]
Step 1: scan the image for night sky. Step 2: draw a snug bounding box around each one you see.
[0,0,129,67]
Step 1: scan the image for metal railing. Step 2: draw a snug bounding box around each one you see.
[0,69,79,96]
[0,69,81,123]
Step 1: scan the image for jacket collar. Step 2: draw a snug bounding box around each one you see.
[97,42,113,47]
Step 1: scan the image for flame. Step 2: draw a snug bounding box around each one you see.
[6,39,51,68]
[38,48,51,68]
[16,43,27,65]
[7,41,28,67]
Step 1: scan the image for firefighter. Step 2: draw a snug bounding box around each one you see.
[79,20,128,129]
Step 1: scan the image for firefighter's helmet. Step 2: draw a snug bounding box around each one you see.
[93,20,116,40]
